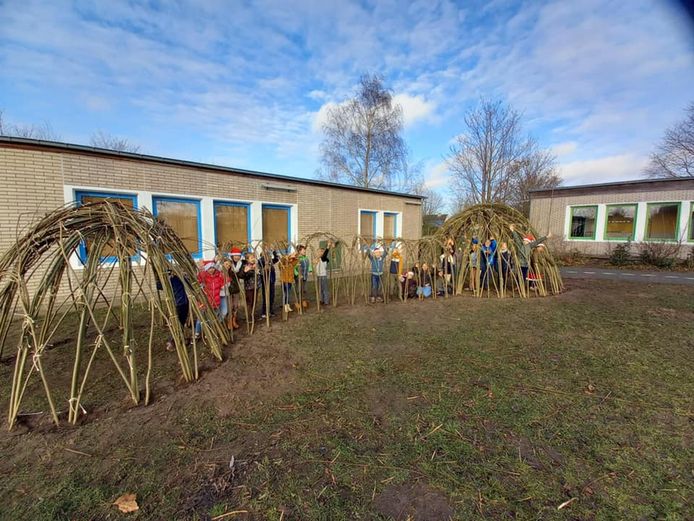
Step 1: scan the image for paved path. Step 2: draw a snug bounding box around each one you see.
[560,267,694,285]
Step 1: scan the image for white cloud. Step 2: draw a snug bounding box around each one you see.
[550,141,577,157]
[423,160,450,189]
[392,93,437,127]
[559,153,649,185]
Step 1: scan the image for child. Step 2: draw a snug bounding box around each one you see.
[279,252,299,313]
[194,262,225,340]
[510,224,550,289]
[400,270,417,300]
[156,269,189,351]
[294,245,310,309]
[258,249,279,319]
[416,262,433,299]
[436,269,453,297]
[441,238,457,291]
[315,241,333,306]
[469,241,479,291]
[241,252,259,321]
[480,238,497,290]
[389,246,403,299]
[224,247,244,329]
[364,243,387,303]
[499,242,512,287]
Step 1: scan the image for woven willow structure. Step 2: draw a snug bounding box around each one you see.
[216,203,562,329]
[0,201,229,429]
[0,201,560,430]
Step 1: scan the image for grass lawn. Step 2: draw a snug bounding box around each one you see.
[0,279,692,520]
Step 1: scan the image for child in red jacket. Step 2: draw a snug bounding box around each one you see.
[194,262,226,340]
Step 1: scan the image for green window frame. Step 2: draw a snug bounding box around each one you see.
[645,202,681,242]
[569,205,598,240]
[603,203,637,241]
[688,202,694,242]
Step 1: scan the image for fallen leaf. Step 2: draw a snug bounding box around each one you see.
[113,493,139,513]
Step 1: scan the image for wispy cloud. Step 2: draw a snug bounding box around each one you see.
[0,0,691,187]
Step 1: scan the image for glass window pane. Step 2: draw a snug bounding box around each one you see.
[690,205,694,241]
[154,199,200,255]
[647,203,679,240]
[570,206,597,238]
[360,212,375,241]
[79,193,135,258]
[384,214,397,241]
[263,206,289,246]
[605,205,636,240]
[215,204,249,247]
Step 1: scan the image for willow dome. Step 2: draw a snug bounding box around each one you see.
[435,203,563,298]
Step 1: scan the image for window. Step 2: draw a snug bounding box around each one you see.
[319,239,343,270]
[384,212,398,242]
[214,202,250,248]
[604,204,636,240]
[262,205,290,247]
[360,211,376,242]
[646,203,680,241]
[689,203,694,241]
[76,191,137,262]
[153,197,201,257]
[569,206,597,239]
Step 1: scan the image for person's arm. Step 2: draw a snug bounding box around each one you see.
[321,247,330,262]
[529,235,548,249]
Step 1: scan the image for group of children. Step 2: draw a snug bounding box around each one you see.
[162,228,548,345]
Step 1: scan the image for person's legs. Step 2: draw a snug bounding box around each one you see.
[218,296,228,321]
[269,282,276,314]
[167,303,189,350]
[319,276,328,304]
[521,266,529,289]
[245,288,255,319]
[371,274,381,300]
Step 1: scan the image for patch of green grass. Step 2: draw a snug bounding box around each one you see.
[1,280,693,519]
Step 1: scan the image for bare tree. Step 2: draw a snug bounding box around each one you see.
[0,109,60,140]
[507,147,561,216]
[319,74,407,189]
[410,179,445,216]
[90,131,141,153]
[446,99,560,210]
[646,103,694,178]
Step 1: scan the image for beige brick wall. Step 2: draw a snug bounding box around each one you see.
[0,144,422,253]
[529,186,694,257]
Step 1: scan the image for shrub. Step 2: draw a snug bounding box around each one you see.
[608,241,631,266]
[547,237,587,266]
[638,241,681,269]
[683,247,694,270]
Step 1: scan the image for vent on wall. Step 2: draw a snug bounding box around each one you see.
[405,201,422,206]
[262,183,297,192]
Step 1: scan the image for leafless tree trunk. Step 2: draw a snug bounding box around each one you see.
[90,130,141,153]
[507,147,561,216]
[646,103,694,178]
[446,99,559,211]
[319,74,407,190]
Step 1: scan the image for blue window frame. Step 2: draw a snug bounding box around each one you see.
[213,201,252,250]
[75,190,138,264]
[152,196,203,259]
[384,212,398,242]
[262,204,291,251]
[360,210,377,241]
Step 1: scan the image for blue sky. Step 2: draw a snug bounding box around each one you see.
[1,0,693,199]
